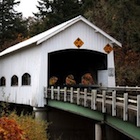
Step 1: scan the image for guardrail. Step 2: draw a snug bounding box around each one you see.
[44,86,140,127]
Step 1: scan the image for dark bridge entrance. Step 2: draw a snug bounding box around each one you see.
[48,49,107,86]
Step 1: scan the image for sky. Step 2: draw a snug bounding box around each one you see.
[15,0,39,18]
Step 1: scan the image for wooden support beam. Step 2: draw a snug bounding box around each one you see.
[51,86,54,99]
[91,90,97,110]
[64,87,67,102]
[84,88,87,107]
[57,86,60,100]
[102,90,106,113]
[123,93,128,121]
[112,90,116,116]
[70,87,73,103]
[137,95,140,127]
[77,88,80,105]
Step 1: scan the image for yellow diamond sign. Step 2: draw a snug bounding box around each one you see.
[104,44,113,53]
[74,38,84,48]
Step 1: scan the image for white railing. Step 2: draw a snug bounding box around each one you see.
[44,86,140,127]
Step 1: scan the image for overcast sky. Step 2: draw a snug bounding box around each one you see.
[15,0,39,18]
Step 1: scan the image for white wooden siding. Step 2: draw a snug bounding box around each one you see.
[0,45,43,106]
[43,21,110,54]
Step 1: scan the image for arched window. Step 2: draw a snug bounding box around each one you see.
[22,73,31,85]
[0,77,6,86]
[11,75,18,86]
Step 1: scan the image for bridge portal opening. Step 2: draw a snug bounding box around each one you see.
[48,49,107,86]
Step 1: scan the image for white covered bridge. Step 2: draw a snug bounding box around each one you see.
[0,15,122,107]
[2,15,140,140]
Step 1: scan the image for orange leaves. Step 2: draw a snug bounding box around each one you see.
[0,117,27,140]
[8,112,48,140]
[0,109,48,140]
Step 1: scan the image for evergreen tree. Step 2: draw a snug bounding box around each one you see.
[31,0,84,35]
[0,0,28,51]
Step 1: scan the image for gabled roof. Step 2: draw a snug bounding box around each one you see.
[0,15,122,57]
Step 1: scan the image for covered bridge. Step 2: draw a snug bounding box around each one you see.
[0,15,122,107]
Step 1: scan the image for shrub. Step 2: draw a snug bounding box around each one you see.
[0,116,27,140]
[0,91,49,140]
[0,101,49,140]
[8,111,49,140]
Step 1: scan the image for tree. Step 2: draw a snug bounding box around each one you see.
[0,0,28,51]
[36,0,84,22]
[82,0,140,86]
[31,0,84,35]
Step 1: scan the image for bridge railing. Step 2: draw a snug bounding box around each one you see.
[44,86,140,127]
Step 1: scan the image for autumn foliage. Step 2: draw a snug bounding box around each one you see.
[9,112,48,140]
[0,111,48,140]
[0,116,27,140]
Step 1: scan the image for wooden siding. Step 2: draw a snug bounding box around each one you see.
[0,45,45,106]
[42,21,111,53]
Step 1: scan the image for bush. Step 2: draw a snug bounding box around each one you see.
[8,112,48,140]
[0,105,49,140]
[0,116,27,140]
